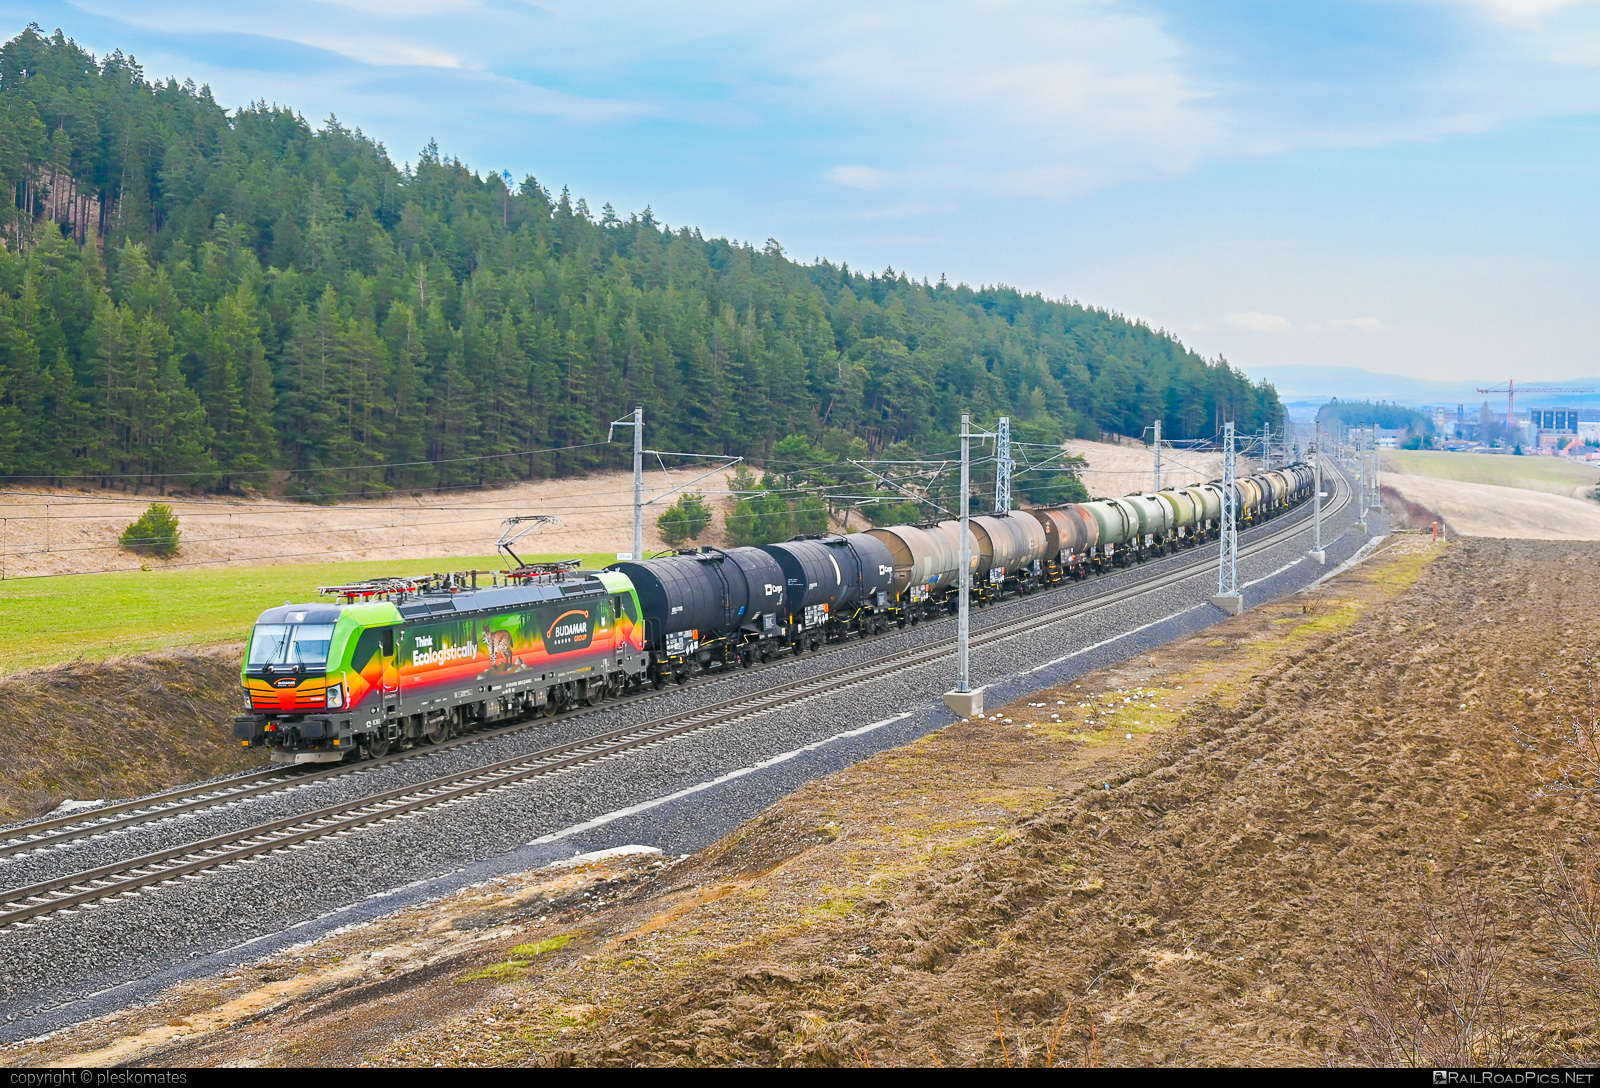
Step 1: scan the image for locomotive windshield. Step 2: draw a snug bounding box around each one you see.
[248,623,336,667]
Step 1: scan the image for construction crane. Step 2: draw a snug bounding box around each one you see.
[1475,380,1595,428]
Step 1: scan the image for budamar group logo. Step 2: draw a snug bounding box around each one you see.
[545,608,592,652]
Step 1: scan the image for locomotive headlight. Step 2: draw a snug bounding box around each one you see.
[325,683,344,709]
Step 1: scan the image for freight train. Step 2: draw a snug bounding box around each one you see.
[235,463,1315,763]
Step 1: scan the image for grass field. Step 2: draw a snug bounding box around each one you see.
[1380,450,1600,497]
[0,552,615,675]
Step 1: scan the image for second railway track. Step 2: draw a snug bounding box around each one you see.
[0,471,1350,930]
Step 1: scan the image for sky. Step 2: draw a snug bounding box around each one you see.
[3,0,1598,385]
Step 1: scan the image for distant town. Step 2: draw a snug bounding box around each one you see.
[1306,401,1599,459]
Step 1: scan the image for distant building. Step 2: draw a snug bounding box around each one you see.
[1532,408,1579,433]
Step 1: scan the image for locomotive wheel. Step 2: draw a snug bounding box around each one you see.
[582,679,603,706]
[364,734,391,759]
[422,717,447,744]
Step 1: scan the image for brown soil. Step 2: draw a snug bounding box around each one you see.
[12,536,1597,1067]
[0,646,258,823]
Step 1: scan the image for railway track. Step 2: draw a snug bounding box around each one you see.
[0,471,1350,929]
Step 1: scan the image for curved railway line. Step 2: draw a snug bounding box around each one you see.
[0,469,1351,930]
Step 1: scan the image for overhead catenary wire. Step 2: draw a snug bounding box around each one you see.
[0,439,618,481]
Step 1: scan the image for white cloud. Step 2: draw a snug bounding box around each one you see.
[293,35,462,68]
[1323,316,1389,333]
[827,165,891,190]
[313,0,484,14]
[1427,0,1598,22]
[1224,311,1293,333]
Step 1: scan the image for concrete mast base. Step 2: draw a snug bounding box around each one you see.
[943,688,985,718]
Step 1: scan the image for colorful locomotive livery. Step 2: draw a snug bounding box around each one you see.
[238,569,646,763]
[237,464,1314,763]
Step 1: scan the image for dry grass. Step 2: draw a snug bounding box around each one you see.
[1379,473,1600,540]
[0,647,259,823]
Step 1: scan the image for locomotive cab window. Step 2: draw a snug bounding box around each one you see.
[248,623,335,667]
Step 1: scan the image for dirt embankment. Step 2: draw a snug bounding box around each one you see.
[16,536,1599,1067]
[0,647,258,824]
[1069,438,1235,500]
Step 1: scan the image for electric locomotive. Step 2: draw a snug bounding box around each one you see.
[235,565,647,763]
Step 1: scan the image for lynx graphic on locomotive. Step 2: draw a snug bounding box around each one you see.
[234,465,1314,764]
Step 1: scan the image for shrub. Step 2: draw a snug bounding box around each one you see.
[119,503,181,559]
[657,491,713,546]
[862,498,924,526]
[679,492,713,537]
[793,494,829,535]
[726,492,795,547]
[657,503,691,546]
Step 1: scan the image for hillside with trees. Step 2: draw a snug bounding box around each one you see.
[0,26,1282,503]
[1316,400,1433,436]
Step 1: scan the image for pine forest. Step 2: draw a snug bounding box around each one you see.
[0,26,1283,504]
